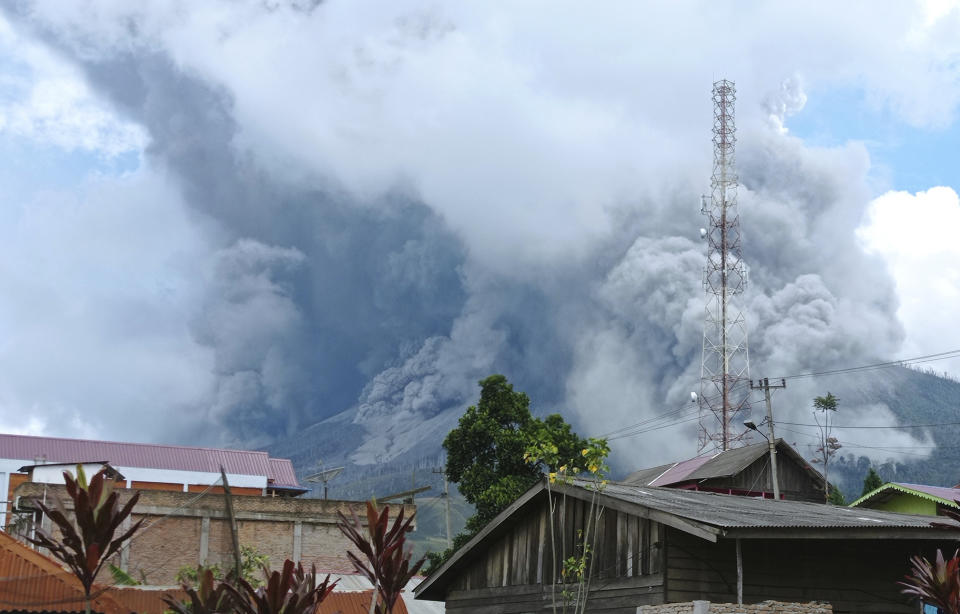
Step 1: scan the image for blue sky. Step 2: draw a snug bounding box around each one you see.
[787,86,959,195]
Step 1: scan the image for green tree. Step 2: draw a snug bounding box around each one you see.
[861,467,884,497]
[811,392,841,503]
[176,545,270,588]
[827,483,846,505]
[431,375,589,570]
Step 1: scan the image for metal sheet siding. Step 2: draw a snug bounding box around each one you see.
[0,532,122,614]
[0,434,272,476]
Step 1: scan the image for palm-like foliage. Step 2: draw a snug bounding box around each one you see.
[901,549,960,614]
[163,566,236,614]
[27,465,143,613]
[337,501,425,614]
[227,559,337,614]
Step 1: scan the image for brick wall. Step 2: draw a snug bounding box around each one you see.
[14,482,415,585]
[637,601,832,614]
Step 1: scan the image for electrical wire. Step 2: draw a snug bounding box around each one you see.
[772,348,960,381]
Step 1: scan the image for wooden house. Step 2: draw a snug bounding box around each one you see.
[415,478,960,613]
[623,439,825,502]
[850,482,960,516]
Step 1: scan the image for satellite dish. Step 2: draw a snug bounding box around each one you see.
[699,228,707,239]
[690,391,698,403]
[305,464,344,500]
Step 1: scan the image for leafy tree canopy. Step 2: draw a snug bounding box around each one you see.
[861,467,884,497]
[828,483,846,505]
[443,374,590,536]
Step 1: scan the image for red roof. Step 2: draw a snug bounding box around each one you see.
[267,458,301,488]
[0,434,300,487]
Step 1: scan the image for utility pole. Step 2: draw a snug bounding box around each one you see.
[749,378,786,500]
[220,466,243,582]
[433,467,452,550]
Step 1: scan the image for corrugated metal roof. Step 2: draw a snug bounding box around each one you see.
[0,434,299,486]
[684,442,768,481]
[850,482,960,509]
[0,532,122,614]
[650,455,714,486]
[316,591,409,614]
[104,587,185,614]
[595,480,948,529]
[622,463,673,486]
[622,440,824,489]
[894,483,960,504]
[267,458,301,488]
[317,574,442,614]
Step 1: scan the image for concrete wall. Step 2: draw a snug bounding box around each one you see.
[14,482,415,585]
[637,601,832,614]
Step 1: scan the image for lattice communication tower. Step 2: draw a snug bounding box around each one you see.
[698,79,751,452]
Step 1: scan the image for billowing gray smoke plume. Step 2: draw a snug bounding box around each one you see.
[4,1,953,471]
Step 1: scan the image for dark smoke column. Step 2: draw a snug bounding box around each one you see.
[698,79,751,452]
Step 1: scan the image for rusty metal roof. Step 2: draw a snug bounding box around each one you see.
[104,586,185,614]
[315,591,409,614]
[0,531,122,614]
[0,434,300,486]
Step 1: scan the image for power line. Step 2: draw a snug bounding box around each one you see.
[594,347,960,445]
[778,420,960,430]
[773,348,960,381]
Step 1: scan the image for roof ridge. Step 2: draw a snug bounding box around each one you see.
[0,432,271,458]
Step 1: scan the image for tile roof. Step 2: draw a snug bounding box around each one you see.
[0,434,300,487]
[0,532,122,614]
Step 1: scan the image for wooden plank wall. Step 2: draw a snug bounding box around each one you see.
[665,528,949,613]
[708,456,823,502]
[445,493,665,613]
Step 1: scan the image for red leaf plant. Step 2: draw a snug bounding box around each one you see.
[226,559,337,614]
[337,501,425,614]
[163,566,237,614]
[27,465,143,614]
[901,549,960,614]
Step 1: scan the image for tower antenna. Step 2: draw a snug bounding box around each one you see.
[698,79,751,451]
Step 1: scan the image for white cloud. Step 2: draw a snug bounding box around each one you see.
[0,167,217,443]
[0,12,146,156]
[858,186,960,377]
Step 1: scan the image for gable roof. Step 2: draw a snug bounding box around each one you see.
[0,531,122,614]
[415,477,960,601]
[850,482,960,509]
[0,433,301,488]
[623,439,825,488]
